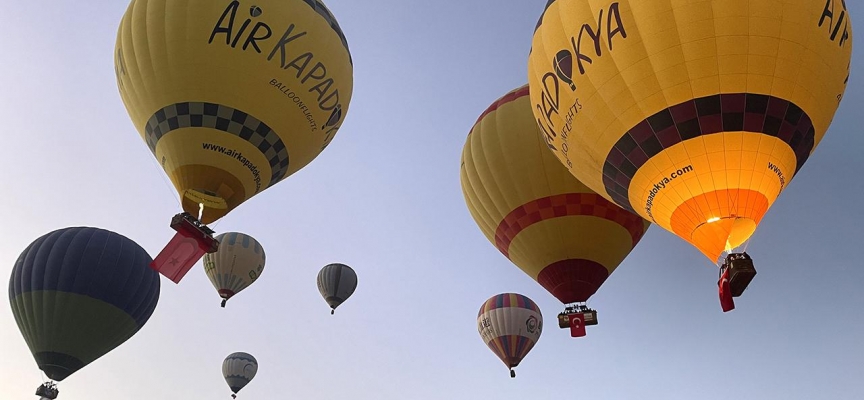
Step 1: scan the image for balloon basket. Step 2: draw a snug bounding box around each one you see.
[557,304,598,328]
[169,212,220,253]
[36,382,59,400]
[721,253,757,297]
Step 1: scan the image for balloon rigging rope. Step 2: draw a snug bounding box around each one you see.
[148,154,181,206]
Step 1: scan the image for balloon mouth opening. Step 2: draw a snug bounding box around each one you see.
[692,216,758,261]
[182,189,228,224]
[33,352,85,382]
[38,364,75,382]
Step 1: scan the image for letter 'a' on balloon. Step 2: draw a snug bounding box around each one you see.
[223,352,258,399]
[461,85,650,336]
[477,293,543,378]
[316,263,357,314]
[115,0,354,282]
[8,227,161,399]
[203,232,266,308]
[529,0,853,309]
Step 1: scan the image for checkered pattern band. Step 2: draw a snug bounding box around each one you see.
[301,0,352,64]
[144,102,290,187]
[602,93,815,212]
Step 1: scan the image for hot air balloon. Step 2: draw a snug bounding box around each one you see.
[461,85,650,336]
[223,352,258,399]
[477,293,543,378]
[528,0,853,310]
[316,263,357,314]
[203,232,266,307]
[8,227,160,399]
[115,0,354,282]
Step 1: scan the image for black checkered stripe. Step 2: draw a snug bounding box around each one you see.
[144,102,289,187]
[300,0,352,65]
[602,93,815,212]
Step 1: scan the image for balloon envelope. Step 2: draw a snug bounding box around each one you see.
[477,293,543,374]
[528,0,853,262]
[223,352,258,395]
[203,232,266,305]
[461,85,650,304]
[115,0,354,223]
[8,227,160,381]
[316,263,357,313]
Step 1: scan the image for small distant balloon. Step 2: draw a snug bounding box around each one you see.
[203,232,266,307]
[316,263,357,314]
[223,352,258,399]
[477,293,543,378]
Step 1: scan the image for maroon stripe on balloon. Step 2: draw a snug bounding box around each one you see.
[537,259,609,304]
[602,93,815,212]
[494,193,646,258]
[470,86,531,134]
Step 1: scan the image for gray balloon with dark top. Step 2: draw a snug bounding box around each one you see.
[316,263,357,314]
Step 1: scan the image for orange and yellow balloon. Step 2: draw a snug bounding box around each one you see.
[460,85,650,305]
[115,0,353,223]
[528,0,852,263]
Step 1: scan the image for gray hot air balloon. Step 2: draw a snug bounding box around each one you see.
[222,352,257,399]
[316,263,357,314]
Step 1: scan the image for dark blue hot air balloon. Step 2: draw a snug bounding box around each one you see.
[8,227,160,398]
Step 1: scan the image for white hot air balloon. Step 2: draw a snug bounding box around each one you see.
[203,232,266,307]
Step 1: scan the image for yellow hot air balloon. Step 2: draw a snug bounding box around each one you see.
[115,0,353,224]
[528,1,852,277]
[461,85,650,334]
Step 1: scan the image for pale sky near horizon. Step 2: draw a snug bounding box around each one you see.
[1,1,863,399]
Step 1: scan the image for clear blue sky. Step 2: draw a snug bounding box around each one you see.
[1,1,862,399]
